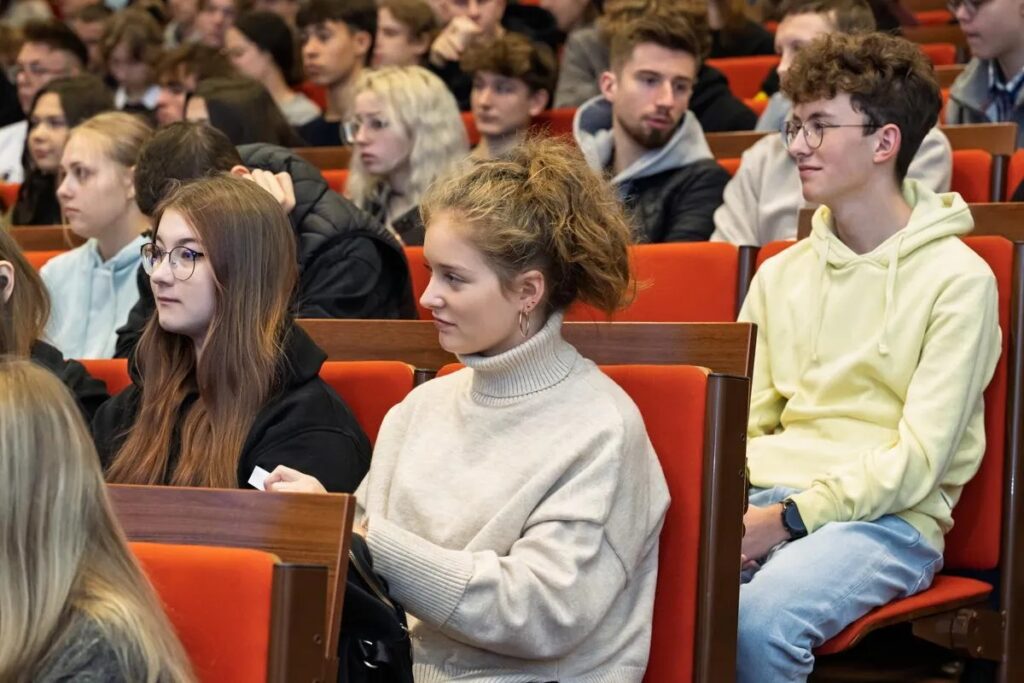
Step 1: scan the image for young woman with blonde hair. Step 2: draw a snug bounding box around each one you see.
[42,111,153,359]
[93,174,370,492]
[0,229,108,419]
[266,137,670,681]
[0,360,193,682]
[345,65,468,245]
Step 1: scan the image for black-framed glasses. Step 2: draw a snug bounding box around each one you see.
[140,243,206,281]
[946,0,993,14]
[782,119,878,150]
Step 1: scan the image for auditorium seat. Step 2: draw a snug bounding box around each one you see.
[705,55,780,99]
[0,181,18,210]
[719,157,741,176]
[132,541,323,683]
[951,149,993,203]
[919,42,956,66]
[80,358,131,395]
[318,361,414,444]
[322,168,348,194]
[1007,149,1024,201]
[25,249,65,270]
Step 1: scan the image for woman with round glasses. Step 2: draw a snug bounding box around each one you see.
[92,174,371,493]
[345,65,469,245]
[40,111,152,360]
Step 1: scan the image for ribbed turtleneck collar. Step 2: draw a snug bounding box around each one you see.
[459,311,579,403]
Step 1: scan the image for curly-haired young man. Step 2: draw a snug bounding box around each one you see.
[736,31,1001,681]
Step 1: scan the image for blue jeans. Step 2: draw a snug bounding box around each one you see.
[736,487,944,682]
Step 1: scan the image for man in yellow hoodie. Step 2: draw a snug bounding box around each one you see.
[736,32,1002,681]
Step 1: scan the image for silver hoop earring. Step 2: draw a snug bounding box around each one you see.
[518,309,531,338]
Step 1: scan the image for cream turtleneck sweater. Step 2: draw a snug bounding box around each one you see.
[358,312,670,682]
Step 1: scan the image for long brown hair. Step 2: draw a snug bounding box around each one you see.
[0,360,195,682]
[0,229,50,356]
[106,175,298,488]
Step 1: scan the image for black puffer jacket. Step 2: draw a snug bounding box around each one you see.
[115,144,417,358]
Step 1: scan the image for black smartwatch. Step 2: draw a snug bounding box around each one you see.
[780,498,807,540]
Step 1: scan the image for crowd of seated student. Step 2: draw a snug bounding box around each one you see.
[463,32,557,159]
[345,65,468,245]
[13,74,112,225]
[713,0,953,246]
[42,112,152,359]
[67,2,111,73]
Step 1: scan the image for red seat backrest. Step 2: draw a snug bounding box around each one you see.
[603,365,710,683]
[944,236,1011,569]
[743,97,768,116]
[80,358,131,395]
[951,149,993,203]
[566,243,740,322]
[533,108,576,137]
[705,55,780,99]
[404,246,431,320]
[25,249,65,270]
[754,239,795,269]
[322,168,348,194]
[0,181,18,210]
[1007,149,1024,200]
[318,361,414,444]
[132,542,277,683]
[462,111,480,146]
[920,42,956,66]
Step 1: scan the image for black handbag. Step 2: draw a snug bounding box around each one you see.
[338,534,414,683]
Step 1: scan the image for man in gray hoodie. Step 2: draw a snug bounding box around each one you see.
[572,11,730,243]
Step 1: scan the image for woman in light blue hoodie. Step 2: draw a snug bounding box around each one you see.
[41,112,153,359]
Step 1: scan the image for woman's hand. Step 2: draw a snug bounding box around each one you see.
[264,465,327,494]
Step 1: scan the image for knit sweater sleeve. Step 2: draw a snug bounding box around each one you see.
[365,413,646,659]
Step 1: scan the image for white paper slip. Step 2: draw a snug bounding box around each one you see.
[248,465,271,491]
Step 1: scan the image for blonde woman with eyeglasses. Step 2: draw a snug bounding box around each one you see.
[0,359,194,683]
[345,65,469,245]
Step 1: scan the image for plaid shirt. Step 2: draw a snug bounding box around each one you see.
[987,61,1024,122]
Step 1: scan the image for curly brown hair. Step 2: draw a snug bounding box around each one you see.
[460,33,558,97]
[420,137,636,315]
[782,32,940,182]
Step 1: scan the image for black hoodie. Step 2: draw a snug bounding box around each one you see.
[30,340,110,423]
[93,325,371,493]
[114,143,417,359]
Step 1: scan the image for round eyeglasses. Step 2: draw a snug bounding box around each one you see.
[140,243,206,281]
[782,119,878,150]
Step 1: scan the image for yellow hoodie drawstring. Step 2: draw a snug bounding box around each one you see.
[878,233,905,357]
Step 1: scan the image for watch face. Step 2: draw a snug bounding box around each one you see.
[784,503,806,535]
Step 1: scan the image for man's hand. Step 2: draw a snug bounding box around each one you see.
[240,169,296,214]
[429,16,481,64]
[741,503,790,563]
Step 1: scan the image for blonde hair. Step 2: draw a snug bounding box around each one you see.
[421,137,635,315]
[0,360,195,683]
[346,66,469,210]
[71,111,154,170]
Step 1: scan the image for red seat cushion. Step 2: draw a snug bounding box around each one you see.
[567,243,740,322]
[755,240,796,269]
[131,542,278,683]
[0,181,18,210]
[1007,149,1024,201]
[919,41,957,66]
[815,575,992,655]
[25,249,65,270]
[720,157,741,177]
[404,246,431,320]
[705,55,780,99]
